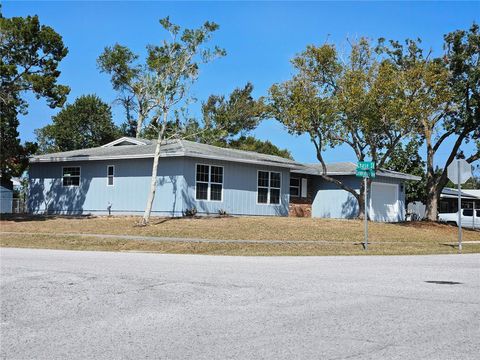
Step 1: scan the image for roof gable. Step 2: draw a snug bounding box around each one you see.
[101,137,151,147]
[30,137,302,168]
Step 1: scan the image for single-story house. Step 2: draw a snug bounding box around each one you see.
[28,137,420,222]
[439,188,480,213]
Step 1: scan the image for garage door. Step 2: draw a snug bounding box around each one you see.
[370,182,399,222]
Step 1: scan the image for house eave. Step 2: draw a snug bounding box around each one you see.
[292,168,421,181]
[29,152,303,169]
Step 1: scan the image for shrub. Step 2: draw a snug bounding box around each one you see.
[184,207,197,217]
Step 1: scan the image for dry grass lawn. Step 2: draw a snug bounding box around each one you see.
[1,214,479,256]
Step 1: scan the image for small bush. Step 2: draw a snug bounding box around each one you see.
[218,209,228,216]
[184,207,197,217]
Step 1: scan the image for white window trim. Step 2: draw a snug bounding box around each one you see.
[195,163,224,202]
[62,166,81,187]
[301,178,308,198]
[107,165,115,187]
[289,176,300,198]
[257,170,282,205]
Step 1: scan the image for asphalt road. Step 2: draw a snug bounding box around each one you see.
[1,248,479,360]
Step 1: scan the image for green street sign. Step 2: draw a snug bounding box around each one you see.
[356,161,376,178]
[357,161,375,170]
[356,169,369,178]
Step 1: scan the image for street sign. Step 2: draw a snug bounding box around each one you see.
[358,161,375,170]
[356,169,376,178]
[356,161,376,251]
[356,162,376,178]
[447,159,472,185]
[447,159,472,254]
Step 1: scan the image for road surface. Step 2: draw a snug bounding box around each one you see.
[1,248,479,359]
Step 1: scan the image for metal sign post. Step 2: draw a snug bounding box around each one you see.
[447,159,472,254]
[357,161,375,251]
[457,171,462,252]
[364,176,368,251]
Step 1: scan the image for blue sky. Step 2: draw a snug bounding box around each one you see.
[4,1,479,165]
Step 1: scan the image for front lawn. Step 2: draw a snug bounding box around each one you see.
[1,215,479,255]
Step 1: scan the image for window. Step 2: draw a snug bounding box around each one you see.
[195,164,223,201]
[463,209,473,217]
[62,167,80,187]
[290,177,300,197]
[107,165,114,186]
[257,171,281,204]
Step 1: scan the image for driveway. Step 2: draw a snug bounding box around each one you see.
[1,248,479,359]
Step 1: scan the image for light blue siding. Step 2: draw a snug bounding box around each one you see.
[182,157,289,216]
[311,176,406,221]
[29,158,186,216]
[28,157,290,217]
[1,185,13,214]
[311,176,360,219]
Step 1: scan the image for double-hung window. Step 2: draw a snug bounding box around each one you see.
[257,171,281,204]
[196,164,223,201]
[62,167,80,187]
[107,165,114,186]
[290,177,300,197]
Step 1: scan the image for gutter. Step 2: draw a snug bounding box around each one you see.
[29,152,305,170]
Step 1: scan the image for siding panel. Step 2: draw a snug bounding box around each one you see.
[311,175,406,221]
[29,158,185,216]
[28,156,290,217]
[182,157,289,216]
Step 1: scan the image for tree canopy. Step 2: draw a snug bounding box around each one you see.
[0,12,69,178]
[129,17,225,224]
[140,82,292,159]
[35,94,119,153]
[377,24,479,219]
[269,39,413,218]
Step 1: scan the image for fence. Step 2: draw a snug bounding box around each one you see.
[12,198,27,214]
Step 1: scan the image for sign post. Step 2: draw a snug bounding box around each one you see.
[356,161,375,251]
[364,176,368,251]
[447,159,472,254]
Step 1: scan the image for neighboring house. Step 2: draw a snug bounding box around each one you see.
[0,178,13,214]
[439,188,480,213]
[28,137,420,222]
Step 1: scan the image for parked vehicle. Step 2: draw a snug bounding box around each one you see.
[438,209,480,229]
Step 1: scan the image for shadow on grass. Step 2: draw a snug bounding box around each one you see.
[0,214,97,222]
[150,215,233,226]
[393,220,480,233]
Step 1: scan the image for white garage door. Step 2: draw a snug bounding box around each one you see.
[370,182,399,222]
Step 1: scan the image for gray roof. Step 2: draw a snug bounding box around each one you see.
[30,137,421,181]
[30,137,303,169]
[441,188,480,200]
[292,162,422,181]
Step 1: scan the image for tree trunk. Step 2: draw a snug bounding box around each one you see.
[424,182,439,221]
[357,178,372,220]
[135,113,145,139]
[425,170,451,221]
[141,112,167,225]
[424,132,438,221]
[311,135,363,219]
